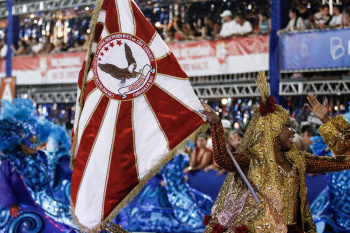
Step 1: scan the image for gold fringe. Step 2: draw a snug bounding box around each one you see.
[70,122,210,232]
[70,0,105,170]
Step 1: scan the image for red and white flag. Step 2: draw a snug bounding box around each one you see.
[70,0,207,230]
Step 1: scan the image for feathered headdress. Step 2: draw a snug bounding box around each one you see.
[255,71,277,117]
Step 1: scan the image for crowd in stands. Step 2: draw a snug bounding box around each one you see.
[1,0,350,58]
[279,3,350,34]
[0,34,89,59]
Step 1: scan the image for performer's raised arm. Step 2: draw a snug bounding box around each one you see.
[305,94,350,173]
[201,102,250,172]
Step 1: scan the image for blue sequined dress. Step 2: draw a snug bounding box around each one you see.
[116,153,214,232]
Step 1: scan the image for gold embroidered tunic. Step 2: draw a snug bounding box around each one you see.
[206,114,350,233]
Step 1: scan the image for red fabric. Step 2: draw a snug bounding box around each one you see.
[103,100,139,218]
[145,84,204,150]
[194,147,213,164]
[71,96,110,204]
[212,224,224,233]
[157,52,188,79]
[105,0,120,34]
[131,2,156,44]
[203,215,211,225]
[101,0,109,11]
[235,225,248,233]
[83,80,97,103]
[94,23,104,42]
[78,60,86,90]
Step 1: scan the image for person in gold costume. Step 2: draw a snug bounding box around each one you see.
[201,72,350,233]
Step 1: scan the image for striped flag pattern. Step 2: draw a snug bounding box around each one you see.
[70,0,207,230]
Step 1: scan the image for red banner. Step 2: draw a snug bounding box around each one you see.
[168,35,269,76]
[0,36,268,85]
[0,52,86,85]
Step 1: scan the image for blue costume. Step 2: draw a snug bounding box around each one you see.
[310,112,350,233]
[116,153,214,232]
[0,99,76,232]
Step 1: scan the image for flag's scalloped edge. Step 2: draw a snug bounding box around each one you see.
[69,0,105,170]
[70,121,210,232]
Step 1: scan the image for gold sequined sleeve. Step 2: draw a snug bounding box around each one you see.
[210,122,250,172]
[318,115,350,155]
[304,152,350,173]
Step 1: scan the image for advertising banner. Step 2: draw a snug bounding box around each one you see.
[0,76,16,102]
[0,36,269,85]
[168,35,269,76]
[0,52,86,85]
[281,29,350,71]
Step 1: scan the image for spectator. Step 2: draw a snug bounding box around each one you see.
[315,5,331,29]
[228,131,243,152]
[217,10,236,39]
[291,118,307,151]
[278,8,305,34]
[258,11,271,34]
[294,0,309,20]
[51,38,68,54]
[30,37,43,56]
[166,15,183,42]
[302,126,316,153]
[0,39,7,59]
[40,36,55,54]
[304,13,316,29]
[184,134,213,173]
[10,39,27,56]
[197,16,215,40]
[234,13,253,36]
[68,34,89,52]
[182,22,196,40]
[329,5,343,29]
[343,8,350,28]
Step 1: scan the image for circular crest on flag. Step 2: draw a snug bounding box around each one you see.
[93,33,157,101]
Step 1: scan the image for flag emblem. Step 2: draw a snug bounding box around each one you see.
[94,33,156,100]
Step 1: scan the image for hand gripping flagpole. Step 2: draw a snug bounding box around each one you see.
[226,148,260,204]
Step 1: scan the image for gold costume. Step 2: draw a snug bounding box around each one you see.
[204,72,350,233]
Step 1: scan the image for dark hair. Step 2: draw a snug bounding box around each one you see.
[322,4,329,9]
[197,133,208,141]
[259,10,268,18]
[236,13,246,19]
[333,5,342,12]
[290,8,299,14]
[303,126,315,137]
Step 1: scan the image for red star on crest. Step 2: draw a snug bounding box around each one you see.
[104,47,109,52]
[116,40,122,46]
[109,42,115,48]
[99,58,101,61]
[100,52,104,56]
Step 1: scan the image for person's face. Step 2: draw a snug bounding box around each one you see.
[278,119,296,150]
[303,132,312,145]
[229,133,242,148]
[235,16,244,25]
[196,136,207,148]
[258,14,264,21]
[333,7,340,15]
[324,7,330,15]
[223,16,231,22]
[289,11,296,19]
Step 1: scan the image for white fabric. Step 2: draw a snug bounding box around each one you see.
[97,10,106,23]
[285,17,305,31]
[329,14,343,27]
[155,74,204,116]
[0,45,7,58]
[73,90,102,159]
[116,0,135,34]
[32,43,43,53]
[150,33,170,59]
[133,95,169,179]
[73,87,81,134]
[219,20,236,37]
[75,99,120,229]
[234,21,252,35]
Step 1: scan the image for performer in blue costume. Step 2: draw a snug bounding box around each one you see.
[310,112,350,233]
[0,99,76,232]
[115,153,214,232]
